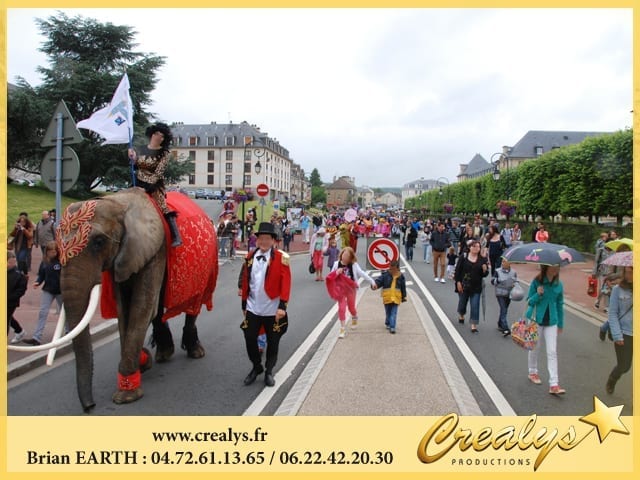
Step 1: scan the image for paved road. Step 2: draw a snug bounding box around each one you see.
[7,212,630,417]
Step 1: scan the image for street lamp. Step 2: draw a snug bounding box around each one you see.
[436,176,449,196]
[491,152,502,181]
[242,136,265,241]
[491,152,509,198]
[436,177,451,214]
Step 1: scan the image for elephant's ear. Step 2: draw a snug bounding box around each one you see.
[113,192,165,282]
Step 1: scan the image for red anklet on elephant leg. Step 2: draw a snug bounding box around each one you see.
[118,371,141,391]
[139,349,149,367]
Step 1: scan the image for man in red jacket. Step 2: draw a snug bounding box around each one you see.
[238,222,291,387]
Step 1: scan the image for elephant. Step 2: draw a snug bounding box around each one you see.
[15,188,218,412]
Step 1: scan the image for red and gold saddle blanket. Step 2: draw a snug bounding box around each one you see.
[101,191,218,321]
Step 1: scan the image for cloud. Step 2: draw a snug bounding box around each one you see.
[7,8,632,187]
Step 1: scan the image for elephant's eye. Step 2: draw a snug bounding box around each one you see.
[89,235,107,252]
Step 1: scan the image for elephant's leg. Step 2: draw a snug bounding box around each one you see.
[181,314,205,359]
[112,268,164,405]
[152,307,175,363]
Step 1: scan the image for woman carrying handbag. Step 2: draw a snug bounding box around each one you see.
[525,265,566,395]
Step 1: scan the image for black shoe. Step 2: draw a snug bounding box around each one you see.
[458,317,465,324]
[22,338,41,346]
[503,330,511,337]
[606,376,616,394]
[599,329,606,342]
[264,372,275,387]
[243,365,264,385]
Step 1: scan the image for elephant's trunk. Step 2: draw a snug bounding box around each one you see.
[73,326,95,412]
[61,266,102,412]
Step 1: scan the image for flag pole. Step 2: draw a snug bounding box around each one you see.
[129,127,136,186]
[127,70,136,186]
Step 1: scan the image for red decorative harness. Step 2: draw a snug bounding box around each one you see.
[56,200,97,266]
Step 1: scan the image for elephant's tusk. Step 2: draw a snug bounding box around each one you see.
[8,285,101,353]
[46,305,68,365]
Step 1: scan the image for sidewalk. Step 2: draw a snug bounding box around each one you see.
[279,286,477,416]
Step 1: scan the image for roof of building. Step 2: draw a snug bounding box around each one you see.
[508,130,610,158]
[403,178,443,189]
[169,120,290,158]
[458,153,490,177]
[327,177,357,190]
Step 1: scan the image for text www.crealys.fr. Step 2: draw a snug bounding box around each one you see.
[151,427,268,445]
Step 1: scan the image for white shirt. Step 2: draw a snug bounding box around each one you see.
[247,249,280,316]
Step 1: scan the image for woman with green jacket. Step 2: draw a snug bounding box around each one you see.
[526,265,566,395]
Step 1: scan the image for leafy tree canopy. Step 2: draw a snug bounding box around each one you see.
[309,168,323,187]
[6,12,190,197]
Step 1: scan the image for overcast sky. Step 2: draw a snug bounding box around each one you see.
[6,8,633,188]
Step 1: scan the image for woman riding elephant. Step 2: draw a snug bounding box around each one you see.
[128,122,182,247]
[11,188,218,412]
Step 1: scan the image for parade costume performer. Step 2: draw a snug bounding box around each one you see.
[238,222,291,387]
[128,122,182,247]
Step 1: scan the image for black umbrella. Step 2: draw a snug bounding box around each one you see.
[502,242,585,267]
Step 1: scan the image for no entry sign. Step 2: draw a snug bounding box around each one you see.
[367,237,400,270]
[256,183,269,197]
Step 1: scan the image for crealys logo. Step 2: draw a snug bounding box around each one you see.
[417,396,629,471]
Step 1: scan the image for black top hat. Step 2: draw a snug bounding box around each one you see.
[256,222,277,238]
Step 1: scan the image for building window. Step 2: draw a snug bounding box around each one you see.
[225,136,235,146]
[244,174,251,186]
[207,136,217,146]
[207,163,214,173]
[244,149,252,161]
[207,150,215,161]
[207,175,214,185]
[188,151,196,161]
[534,146,544,156]
[175,136,182,146]
[225,175,232,186]
[225,163,233,173]
[188,174,195,185]
[225,150,233,161]
[189,136,198,146]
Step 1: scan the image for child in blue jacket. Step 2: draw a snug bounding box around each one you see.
[374,260,407,334]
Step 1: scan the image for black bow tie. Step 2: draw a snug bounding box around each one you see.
[256,255,266,262]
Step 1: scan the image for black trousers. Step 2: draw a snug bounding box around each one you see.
[609,333,633,381]
[242,310,287,373]
[7,306,23,335]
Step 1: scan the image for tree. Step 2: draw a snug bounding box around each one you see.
[7,12,168,196]
[7,81,51,174]
[309,168,323,187]
[308,168,326,206]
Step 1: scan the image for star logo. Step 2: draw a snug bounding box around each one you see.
[579,396,629,442]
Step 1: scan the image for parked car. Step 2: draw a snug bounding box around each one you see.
[12,178,35,187]
[212,190,223,200]
[195,188,215,199]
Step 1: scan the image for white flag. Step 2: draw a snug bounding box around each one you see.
[77,73,134,145]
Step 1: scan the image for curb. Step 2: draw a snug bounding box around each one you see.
[7,319,118,381]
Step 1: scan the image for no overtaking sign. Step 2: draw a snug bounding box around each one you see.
[366,237,400,270]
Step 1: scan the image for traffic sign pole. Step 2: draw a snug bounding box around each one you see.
[41,100,83,226]
[55,112,64,227]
